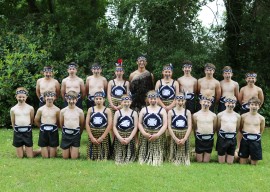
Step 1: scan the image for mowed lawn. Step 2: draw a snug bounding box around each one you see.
[1,128,270,192]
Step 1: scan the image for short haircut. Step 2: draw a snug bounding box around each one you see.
[248,97,261,105]
[204,63,216,70]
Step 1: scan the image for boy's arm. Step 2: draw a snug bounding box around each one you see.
[215,81,221,104]
[56,109,60,128]
[213,114,218,133]
[34,109,42,128]
[80,79,85,99]
[236,114,241,133]
[103,78,108,95]
[260,116,265,134]
[234,82,240,101]
[30,107,35,125]
[197,79,201,94]
[258,88,264,106]
[216,113,222,132]
[61,80,66,99]
[194,79,198,95]
[10,108,15,128]
[59,110,64,128]
[238,88,244,105]
[192,113,197,133]
[36,79,41,98]
[79,109,85,134]
[55,80,61,98]
[85,77,89,97]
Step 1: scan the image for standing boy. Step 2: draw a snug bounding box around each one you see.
[10,87,36,158]
[193,91,217,162]
[177,60,197,114]
[238,97,265,165]
[36,66,60,107]
[216,96,241,164]
[218,66,239,113]
[60,91,85,159]
[198,63,221,112]
[61,62,85,109]
[85,63,108,108]
[238,72,264,114]
[34,91,60,158]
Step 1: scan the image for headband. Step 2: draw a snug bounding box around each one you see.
[224,98,237,103]
[147,93,159,98]
[183,64,192,68]
[43,68,53,72]
[65,95,77,100]
[163,63,173,71]
[175,95,185,100]
[223,69,232,73]
[44,92,56,97]
[92,66,101,70]
[137,56,147,61]
[16,90,28,95]
[245,73,257,78]
[205,66,215,70]
[115,67,124,72]
[121,96,131,101]
[94,92,105,98]
[68,64,77,69]
[201,96,214,102]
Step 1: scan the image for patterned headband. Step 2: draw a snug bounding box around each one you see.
[94,92,105,98]
[245,73,257,78]
[201,96,214,102]
[44,92,56,97]
[43,68,53,72]
[205,67,215,70]
[175,95,185,100]
[92,66,101,70]
[137,56,147,61]
[121,96,131,101]
[163,63,173,71]
[65,95,77,100]
[183,64,192,68]
[68,64,77,69]
[16,90,28,95]
[223,69,232,73]
[147,93,159,98]
[224,98,237,103]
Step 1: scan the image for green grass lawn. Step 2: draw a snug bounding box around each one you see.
[1,128,270,192]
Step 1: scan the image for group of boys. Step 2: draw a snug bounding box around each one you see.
[10,58,266,165]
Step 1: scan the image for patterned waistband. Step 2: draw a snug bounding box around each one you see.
[40,124,58,132]
[242,132,261,141]
[14,125,32,133]
[196,132,214,141]
[62,127,80,135]
[218,130,236,139]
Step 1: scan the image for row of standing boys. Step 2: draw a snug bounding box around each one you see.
[10,56,265,165]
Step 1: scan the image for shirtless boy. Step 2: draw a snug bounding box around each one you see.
[198,63,221,112]
[238,72,264,114]
[85,63,107,108]
[36,66,60,107]
[218,66,239,113]
[60,91,85,159]
[216,96,240,164]
[177,60,197,114]
[61,62,85,109]
[34,91,60,158]
[238,97,265,165]
[10,87,36,158]
[193,92,217,162]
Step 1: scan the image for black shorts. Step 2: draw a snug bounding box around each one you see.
[195,134,214,154]
[60,128,81,149]
[87,95,95,109]
[218,101,226,113]
[13,131,33,148]
[39,96,45,107]
[238,139,262,160]
[38,125,59,147]
[216,135,236,156]
[186,99,196,114]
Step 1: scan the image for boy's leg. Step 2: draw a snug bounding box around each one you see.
[16,147,24,158]
[226,155,234,164]
[218,155,226,163]
[41,147,49,158]
[25,146,34,158]
[70,147,79,159]
[62,148,70,159]
[196,153,203,162]
[251,160,258,165]
[240,158,248,164]
[203,152,211,162]
[49,147,57,158]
